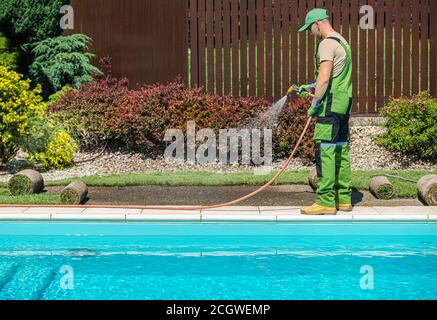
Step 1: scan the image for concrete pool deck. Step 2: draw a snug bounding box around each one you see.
[0,205,436,223]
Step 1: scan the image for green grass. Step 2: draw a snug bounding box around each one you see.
[0,170,435,205]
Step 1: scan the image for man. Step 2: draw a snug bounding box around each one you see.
[297,8,353,215]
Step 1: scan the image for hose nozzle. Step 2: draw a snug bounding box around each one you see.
[287,84,299,96]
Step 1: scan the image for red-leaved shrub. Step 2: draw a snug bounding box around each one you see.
[50,68,315,161]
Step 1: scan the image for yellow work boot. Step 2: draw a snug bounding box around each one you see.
[337,204,353,212]
[300,204,337,215]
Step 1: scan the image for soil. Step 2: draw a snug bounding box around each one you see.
[46,185,423,207]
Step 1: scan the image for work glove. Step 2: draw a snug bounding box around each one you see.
[307,98,321,118]
[297,83,316,98]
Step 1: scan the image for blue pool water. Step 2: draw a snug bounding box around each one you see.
[0,223,436,300]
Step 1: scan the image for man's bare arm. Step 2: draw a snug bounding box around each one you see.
[314,60,333,101]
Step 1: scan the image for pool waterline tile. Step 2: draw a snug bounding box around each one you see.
[127,214,201,222]
[24,207,86,214]
[51,213,126,221]
[373,206,435,215]
[353,214,429,223]
[82,208,142,215]
[201,214,276,222]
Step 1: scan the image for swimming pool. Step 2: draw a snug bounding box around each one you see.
[0,223,436,300]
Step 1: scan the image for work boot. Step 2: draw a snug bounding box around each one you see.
[337,204,353,212]
[300,204,337,215]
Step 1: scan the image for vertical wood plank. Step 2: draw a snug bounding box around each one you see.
[231,0,239,96]
[350,0,359,113]
[332,0,341,32]
[342,0,350,42]
[367,0,375,113]
[190,0,199,88]
[376,0,385,110]
[248,0,256,96]
[214,0,223,95]
[282,0,290,95]
[223,0,231,95]
[198,0,206,89]
[402,0,411,96]
[257,0,265,97]
[430,0,437,96]
[273,0,282,99]
[265,0,273,100]
[307,0,315,81]
[393,0,402,98]
[298,0,307,84]
[411,0,420,95]
[290,0,298,85]
[240,0,248,96]
[359,0,367,114]
[206,0,214,93]
[385,0,393,102]
[420,0,429,92]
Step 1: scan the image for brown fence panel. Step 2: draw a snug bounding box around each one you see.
[68,0,188,88]
[186,0,435,115]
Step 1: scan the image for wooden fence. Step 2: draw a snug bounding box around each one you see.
[188,0,437,115]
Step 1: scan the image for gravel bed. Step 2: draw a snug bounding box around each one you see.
[1,125,435,182]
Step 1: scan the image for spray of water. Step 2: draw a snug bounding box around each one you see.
[249,94,288,129]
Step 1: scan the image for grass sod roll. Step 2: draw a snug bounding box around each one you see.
[308,168,318,191]
[369,176,395,200]
[417,175,437,206]
[8,169,44,196]
[61,181,88,205]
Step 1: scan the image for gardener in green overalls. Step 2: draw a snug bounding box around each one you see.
[297,8,353,215]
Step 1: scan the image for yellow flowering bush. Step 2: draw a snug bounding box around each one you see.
[27,128,77,170]
[0,65,46,166]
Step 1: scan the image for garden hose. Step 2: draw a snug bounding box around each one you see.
[1,90,314,211]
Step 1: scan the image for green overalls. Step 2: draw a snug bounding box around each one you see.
[313,36,353,208]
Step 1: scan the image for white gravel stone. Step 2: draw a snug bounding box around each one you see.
[1,125,435,182]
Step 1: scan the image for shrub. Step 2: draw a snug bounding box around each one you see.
[0,32,18,70]
[29,34,101,97]
[20,118,77,170]
[50,73,316,162]
[0,0,69,49]
[47,86,76,106]
[0,65,46,167]
[376,92,437,161]
[274,98,316,162]
[49,66,129,150]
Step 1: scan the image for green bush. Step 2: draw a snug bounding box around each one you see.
[20,118,77,170]
[0,32,18,69]
[0,0,69,50]
[29,34,101,97]
[376,92,437,161]
[47,86,76,106]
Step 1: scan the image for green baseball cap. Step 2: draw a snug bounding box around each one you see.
[298,8,329,32]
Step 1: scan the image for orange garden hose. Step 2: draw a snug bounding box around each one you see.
[1,117,313,211]
[1,88,314,211]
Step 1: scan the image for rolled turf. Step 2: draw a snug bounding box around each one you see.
[417,174,437,206]
[60,180,88,205]
[8,169,44,196]
[308,167,318,191]
[369,176,395,200]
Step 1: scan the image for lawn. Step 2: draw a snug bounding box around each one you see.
[0,169,435,205]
